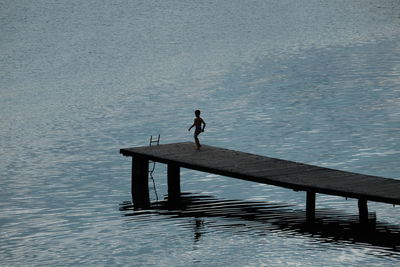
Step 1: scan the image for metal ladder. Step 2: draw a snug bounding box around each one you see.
[149,135,160,201]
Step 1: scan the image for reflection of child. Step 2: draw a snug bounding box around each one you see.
[188,110,206,150]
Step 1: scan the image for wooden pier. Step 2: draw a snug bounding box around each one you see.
[120,142,400,223]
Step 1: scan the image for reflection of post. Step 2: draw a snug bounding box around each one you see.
[358,199,368,224]
[306,191,316,223]
[168,164,181,204]
[193,217,204,242]
[132,157,150,209]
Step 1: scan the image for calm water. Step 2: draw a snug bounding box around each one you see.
[1,0,400,266]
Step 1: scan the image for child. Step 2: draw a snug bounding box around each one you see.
[188,110,206,150]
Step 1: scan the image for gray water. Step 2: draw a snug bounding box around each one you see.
[1,0,400,266]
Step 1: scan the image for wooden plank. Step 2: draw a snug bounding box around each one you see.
[120,142,400,205]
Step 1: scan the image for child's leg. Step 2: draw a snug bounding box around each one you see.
[194,132,201,149]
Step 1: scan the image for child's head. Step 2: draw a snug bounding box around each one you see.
[195,110,201,117]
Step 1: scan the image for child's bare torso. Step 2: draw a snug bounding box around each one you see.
[194,117,203,131]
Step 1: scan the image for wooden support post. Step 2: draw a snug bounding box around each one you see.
[306,191,316,223]
[168,164,181,204]
[132,157,150,209]
[358,199,368,224]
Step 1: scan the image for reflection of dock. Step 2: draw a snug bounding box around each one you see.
[120,194,400,252]
[120,142,400,224]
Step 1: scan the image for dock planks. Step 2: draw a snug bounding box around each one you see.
[120,142,400,206]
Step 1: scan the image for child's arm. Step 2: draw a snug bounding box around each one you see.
[201,119,206,132]
[188,120,195,131]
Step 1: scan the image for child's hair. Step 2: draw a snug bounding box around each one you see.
[195,110,201,116]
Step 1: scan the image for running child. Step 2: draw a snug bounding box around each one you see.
[188,110,206,150]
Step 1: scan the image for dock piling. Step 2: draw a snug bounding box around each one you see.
[358,198,368,224]
[168,164,181,205]
[306,191,316,222]
[132,157,150,209]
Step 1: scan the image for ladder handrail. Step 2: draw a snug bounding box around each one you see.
[148,135,160,201]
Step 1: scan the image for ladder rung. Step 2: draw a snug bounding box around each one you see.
[149,135,160,146]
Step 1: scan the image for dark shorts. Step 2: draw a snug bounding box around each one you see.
[194,129,202,138]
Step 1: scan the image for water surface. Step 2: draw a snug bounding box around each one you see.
[1,0,400,266]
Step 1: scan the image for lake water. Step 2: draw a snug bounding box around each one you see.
[1,0,400,266]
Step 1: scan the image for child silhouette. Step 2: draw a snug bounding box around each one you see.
[188,110,206,150]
